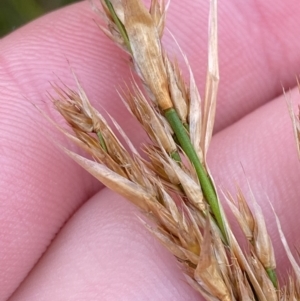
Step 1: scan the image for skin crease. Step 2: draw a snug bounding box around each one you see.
[0,0,300,300]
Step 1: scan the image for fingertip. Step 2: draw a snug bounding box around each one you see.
[10,189,201,301]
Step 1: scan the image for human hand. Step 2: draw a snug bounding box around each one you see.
[1,1,300,300]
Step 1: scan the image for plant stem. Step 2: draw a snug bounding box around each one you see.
[97,131,108,152]
[170,150,181,163]
[164,108,227,241]
[104,0,131,52]
[103,0,278,288]
[266,268,278,288]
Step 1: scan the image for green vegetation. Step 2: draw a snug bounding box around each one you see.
[0,0,79,37]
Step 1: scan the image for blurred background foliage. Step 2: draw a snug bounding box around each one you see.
[0,0,80,37]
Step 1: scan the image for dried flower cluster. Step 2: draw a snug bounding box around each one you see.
[50,0,300,300]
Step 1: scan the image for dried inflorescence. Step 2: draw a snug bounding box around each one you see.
[50,0,300,300]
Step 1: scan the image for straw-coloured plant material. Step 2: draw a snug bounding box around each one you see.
[47,0,300,300]
[201,0,219,160]
[286,80,300,160]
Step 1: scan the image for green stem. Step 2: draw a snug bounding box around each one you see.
[164,108,227,241]
[170,150,181,164]
[104,0,278,290]
[104,0,132,53]
[97,131,108,152]
[266,268,278,288]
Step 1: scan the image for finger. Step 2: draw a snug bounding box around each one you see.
[0,3,107,299]
[2,1,300,132]
[207,87,300,274]
[166,0,300,131]
[9,190,201,301]
[1,1,150,297]
[2,0,300,298]
[9,88,300,300]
